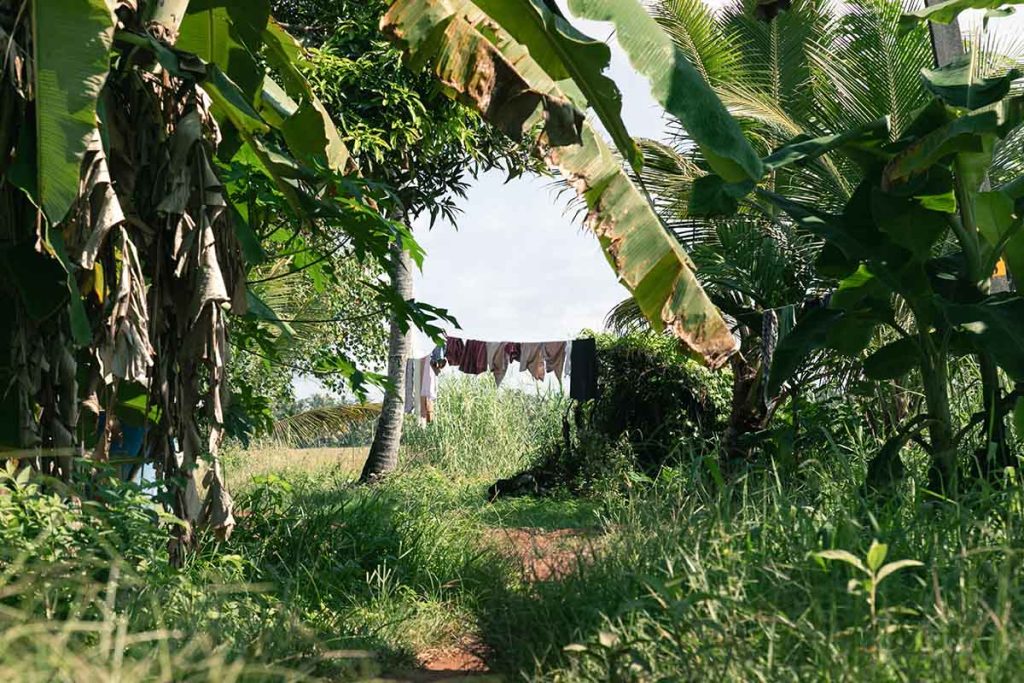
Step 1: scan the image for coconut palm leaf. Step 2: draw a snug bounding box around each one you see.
[809,0,933,137]
[605,296,652,335]
[651,0,743,87]
[719,0,833,130]
[272,402,382,444]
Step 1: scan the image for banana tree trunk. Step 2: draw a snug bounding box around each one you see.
[922,339,957,493]
[360,234,413,482]
[723,352,768,460]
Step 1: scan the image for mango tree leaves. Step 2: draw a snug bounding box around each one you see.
[922,55,1022,111]
[383,0,738,366]
[566,0,763,184]
[32,0,115,224]
[471,0,640,171]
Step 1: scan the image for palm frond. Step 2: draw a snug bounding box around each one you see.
[272,403,382,444]
[691,217,821,310]
[809,0,932,137]
[604,297,653,335]
[719,0,834,129]
[652,0,744,86]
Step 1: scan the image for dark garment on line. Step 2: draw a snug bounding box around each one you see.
[460,339,489,375]
[431,343,446,365]
[445,336,465,366]
[569,337,598,401]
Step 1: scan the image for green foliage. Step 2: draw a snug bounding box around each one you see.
[383,0,741,366]
[471,0,640,170]
[32,0,115,224]
[568,0,763,183]
[815,538,924,624]
[481,456,1024,681]
[520,332,731,496]
[401,375,566,479]
[590,332,731,470]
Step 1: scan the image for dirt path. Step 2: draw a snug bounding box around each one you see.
[385,526,596,681]
[483,527,596,583]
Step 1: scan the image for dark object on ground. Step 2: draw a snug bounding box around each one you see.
[487,473,539,501]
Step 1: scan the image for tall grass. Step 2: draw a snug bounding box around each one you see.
[477,451,1024,681]
[7,370,1024,682]
[401,375,566,479]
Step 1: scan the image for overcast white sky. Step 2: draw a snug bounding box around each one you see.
[295,4,1024,399]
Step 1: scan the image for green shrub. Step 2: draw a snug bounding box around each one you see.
[590,332,731,471]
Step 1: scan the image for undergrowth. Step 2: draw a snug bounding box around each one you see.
[4,366,1024,681]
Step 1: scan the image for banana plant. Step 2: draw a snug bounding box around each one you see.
[733,11,1024,494]
[382,0,768,369]
[0,0,426,558]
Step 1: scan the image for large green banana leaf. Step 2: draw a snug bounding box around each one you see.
[176,0,270,103]
[383,0,738,366]
[260,20,351,174]
[32,0,115,224]
[472,0,640,171]
[565,0,763,184]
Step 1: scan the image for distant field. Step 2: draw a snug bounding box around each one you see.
[226,446,369,489]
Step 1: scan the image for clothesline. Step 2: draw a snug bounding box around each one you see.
[404,335,599,423]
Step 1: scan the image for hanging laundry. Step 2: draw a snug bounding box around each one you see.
[543,341,568,379]
[413,357,424,419]
[564,340,573,377]
[445,336,465,367]
[431,343,446,365]
[569,338,598,401]
[460,340,488,375]
[488,341,514,387]
[420,356,437,423]
[520,342,546,380]
[405,356,425,418]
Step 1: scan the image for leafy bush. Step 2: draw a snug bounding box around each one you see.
[591,332,731,472]
[516,332,732,497]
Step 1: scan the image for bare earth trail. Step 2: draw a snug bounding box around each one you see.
[383,526,598,682]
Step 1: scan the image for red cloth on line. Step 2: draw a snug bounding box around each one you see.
[445,336,465,366]
[460,339,488,375]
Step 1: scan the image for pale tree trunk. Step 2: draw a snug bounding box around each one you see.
[360,235,413,482]
[924,0,962,68]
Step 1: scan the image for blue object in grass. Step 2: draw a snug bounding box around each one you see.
[96,412,149,482]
